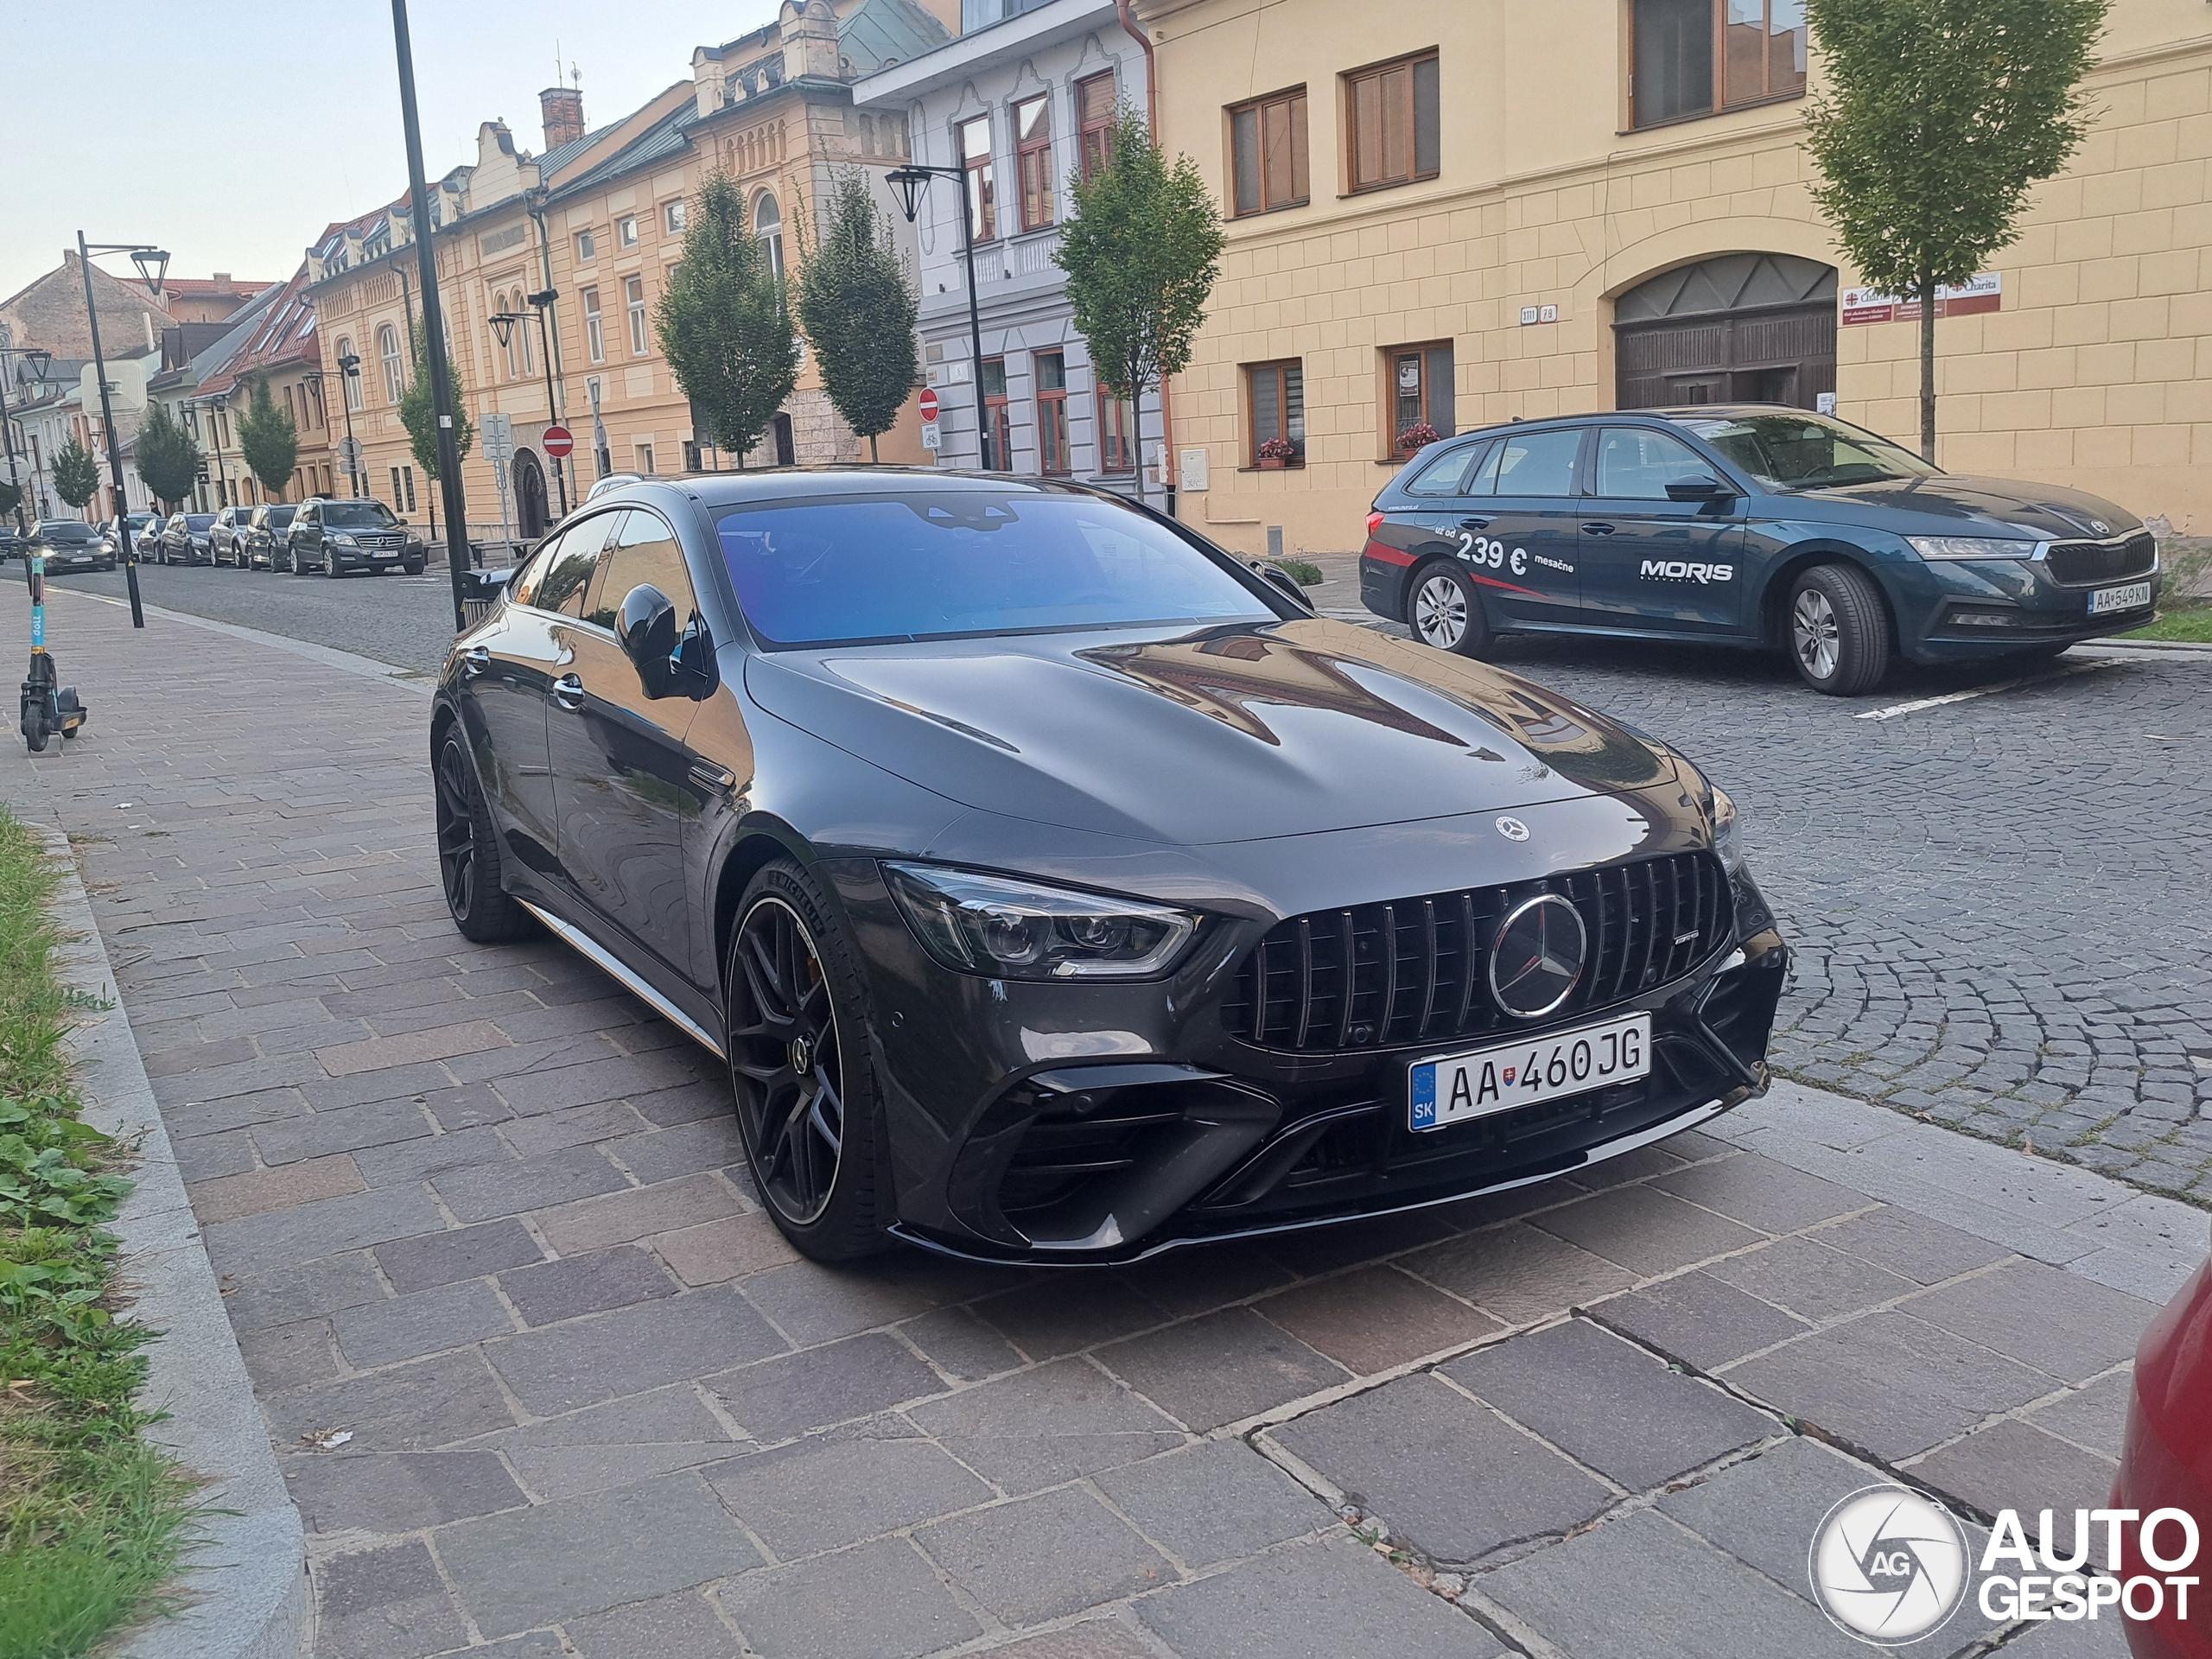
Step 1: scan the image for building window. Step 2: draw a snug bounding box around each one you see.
[582,288,604,363]
[960,114,996,243]
[1097,386,1137,474]
[981,357,1011,471]
[1631,0,1807,129]
[391,465,416,512]
[1077,73,1117,181]
[575,228,597,262]
[1035,353,1070,476]
[617,215,638,249]
[1230,88,1309,217]
[753,193,785,283]
[1387,342,1455,449]
[1015,94,1053,231]
[664,199,686,234]
[626,276,648,356]
[1246,359,1305,465]
[635,442,656,475]
[378,324,405,404]
[1345,53,1440,193]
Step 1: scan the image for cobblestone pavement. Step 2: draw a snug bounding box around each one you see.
[7,588,2202,1658]
[1306,555,2212,1202]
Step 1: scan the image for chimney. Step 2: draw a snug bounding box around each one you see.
[213,272,231,284]
[541,86,585,150]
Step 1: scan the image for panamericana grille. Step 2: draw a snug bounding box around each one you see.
[2044,532,2154,587]
[1221,852,1732,1054]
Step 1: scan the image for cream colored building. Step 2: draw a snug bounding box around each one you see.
[1134,0,2212,556]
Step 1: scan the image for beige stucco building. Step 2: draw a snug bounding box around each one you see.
[1135,0,2212,557]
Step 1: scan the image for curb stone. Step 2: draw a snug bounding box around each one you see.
[27,818,309,1659]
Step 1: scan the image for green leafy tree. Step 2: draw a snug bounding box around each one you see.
[796,168,918,463]
[51,435,100,512]
[1804,0,2107,459]
[1056,106,1224,504]
[399,322,475,485]
[656,170,799,463]
[134,403,202,510]
[236,373,300,500]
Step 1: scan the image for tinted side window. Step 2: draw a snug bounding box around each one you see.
[1490,429,1584,498]
[585,510,697,632]
[1402,441,1492,499]
[1594,428,1713,499]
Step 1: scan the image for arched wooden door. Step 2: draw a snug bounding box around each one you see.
[514,448,550,538]
[1614,253,1837,410]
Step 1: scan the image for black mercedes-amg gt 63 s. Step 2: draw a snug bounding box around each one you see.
[431,470,1786,1264]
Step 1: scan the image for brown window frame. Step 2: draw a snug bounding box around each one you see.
[1228,87,1309,219]
[1097,385,1137,474]
[1015,94,1053,232]
[1344,51,1440,194]
[1244,359,1306,467]
[1035,353,1071,476]
[1382,340,1456,455]
[1628,0,1808,132]
[1077,73,1116,182]
[960,114,997,245]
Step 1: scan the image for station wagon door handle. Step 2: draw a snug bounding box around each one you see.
[1580,522,1617,536]
[1458,517,1491,531]
[550,674,587,711]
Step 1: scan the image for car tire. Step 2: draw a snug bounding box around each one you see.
[323,552,341,578]
[1788,563,1891,696]
[725,858,892,1262]
[1408,560,1493,658]
[433,728,533,944]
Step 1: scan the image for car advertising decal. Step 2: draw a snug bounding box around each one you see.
[1640,559,1735,583]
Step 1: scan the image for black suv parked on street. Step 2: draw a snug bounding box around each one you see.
[289,499,424,576]
[1360,406,2158,695]
[159,512,218,565]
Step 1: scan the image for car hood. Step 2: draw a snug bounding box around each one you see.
[1798,474,2141,539]
[744,618,1680,847]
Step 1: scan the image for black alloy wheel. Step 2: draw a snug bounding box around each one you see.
[725,861,887,1259]
[433,730,531,942]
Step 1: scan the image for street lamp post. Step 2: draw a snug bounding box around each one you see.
[334,353,363,496]
[75,232,168,628]
[884,162,994,473]
[0,345,53,540]
[525,290,569,515]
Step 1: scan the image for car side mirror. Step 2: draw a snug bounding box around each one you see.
[1250,561,1315,612]
[1664,474,1737,503]
[616,582,681,698]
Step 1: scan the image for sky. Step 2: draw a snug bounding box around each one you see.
[0,0,785,304]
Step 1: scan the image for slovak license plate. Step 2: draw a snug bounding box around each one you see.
[1409,1013,1650,1132]
[2088,581,2151,615]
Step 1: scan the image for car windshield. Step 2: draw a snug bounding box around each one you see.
[265,507,295,526]
[715,490,1274,648]
[43,524,96,542]
[184,515,216,531]
[1675,412,1939,490]
[323,503,398,529]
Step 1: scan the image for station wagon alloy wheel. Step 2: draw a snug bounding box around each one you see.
[1792,586,1840,682]
[728,894,847,1227]
[1414,570,1470,649]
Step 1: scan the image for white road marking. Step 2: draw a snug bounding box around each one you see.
[1854,657,2128,721]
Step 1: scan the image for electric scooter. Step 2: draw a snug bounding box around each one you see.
[20,552,87,753]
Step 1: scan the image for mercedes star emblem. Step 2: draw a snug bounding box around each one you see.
[1495,816,1531,842]
[1489,893,1589,1020]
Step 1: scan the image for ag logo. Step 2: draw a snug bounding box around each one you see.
[1809,1485,1969,1646]
[1494,816,1530,842]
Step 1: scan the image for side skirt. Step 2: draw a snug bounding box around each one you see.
[516,899,727,1060]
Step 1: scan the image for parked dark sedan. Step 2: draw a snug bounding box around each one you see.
[244,504,297,570]
[1361,407,2159,694]
[159,512,217,565]
[28,519,114,573]
[433,472,1786,1264]
[208,504,256,567]
[289,498,425,575]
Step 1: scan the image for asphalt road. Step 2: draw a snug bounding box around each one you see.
[33,557,467,671]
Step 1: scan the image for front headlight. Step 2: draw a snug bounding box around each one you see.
[883,862,1199,981]
[1906,535,2040,561]
[332,533,359,547]
[1707,785,1745,876]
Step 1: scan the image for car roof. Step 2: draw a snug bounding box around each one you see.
[585,467,1132,516]
[1436,403,1813,443]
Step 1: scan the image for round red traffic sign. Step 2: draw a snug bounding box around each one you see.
[917,388,939,422]
[542,424,575,459]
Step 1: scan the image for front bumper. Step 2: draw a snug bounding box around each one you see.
[823,856,1788,1265]
[1897,550,2160,662]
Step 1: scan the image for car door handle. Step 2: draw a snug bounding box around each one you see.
[1580,522,1617,536]
[550,674,586,711]
[460,645,491,678]
[1458,517,1491,531]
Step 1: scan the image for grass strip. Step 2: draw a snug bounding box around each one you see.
[2122,601,2212,644]
[0,811,195,1659]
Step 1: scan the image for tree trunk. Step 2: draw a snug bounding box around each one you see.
[1919,276,1938,464]
[868,433,878,464]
